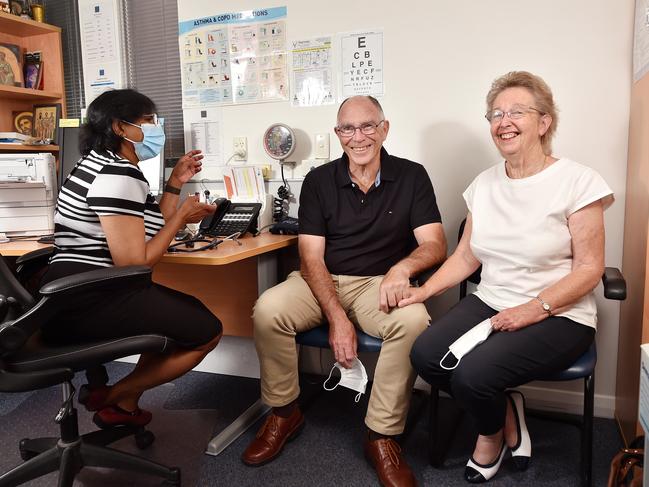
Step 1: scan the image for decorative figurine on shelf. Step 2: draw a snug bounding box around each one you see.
[9,0,26,16]
[0,2,10,14]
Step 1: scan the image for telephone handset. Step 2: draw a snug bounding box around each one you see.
[199,197,262,237]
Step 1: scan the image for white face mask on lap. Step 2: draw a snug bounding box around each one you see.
[323,357,368,402]
[440,318,494,370]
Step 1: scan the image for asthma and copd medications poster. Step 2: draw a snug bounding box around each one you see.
[178,6,289,108]
[340,30,384,98]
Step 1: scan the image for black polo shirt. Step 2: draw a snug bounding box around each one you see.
[298,147,442,276]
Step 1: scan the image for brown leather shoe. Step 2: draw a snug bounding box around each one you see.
[364,435,417,487]
[241,407,304,466]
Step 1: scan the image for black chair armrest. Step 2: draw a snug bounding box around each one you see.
[0,366,74,393]
[40,265,152,297]
[15,248,56,297]
[0,266,152,353]
[15,247,55,268]
[602,267,626,301]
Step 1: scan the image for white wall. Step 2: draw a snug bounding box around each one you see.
[179,0,634,417]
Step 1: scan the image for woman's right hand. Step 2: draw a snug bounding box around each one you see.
[397,285,432,308]
[180,194,216,224]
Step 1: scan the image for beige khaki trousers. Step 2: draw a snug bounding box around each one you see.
[253,271,430,435]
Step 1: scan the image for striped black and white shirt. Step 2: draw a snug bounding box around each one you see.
[48,149,164,271]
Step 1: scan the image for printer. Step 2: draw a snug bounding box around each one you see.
[0,153,58,236]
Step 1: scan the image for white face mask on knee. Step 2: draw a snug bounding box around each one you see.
[440,318,493,370]
[323,357,368,402]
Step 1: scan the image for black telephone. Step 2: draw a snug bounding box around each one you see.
[199,198,262,237]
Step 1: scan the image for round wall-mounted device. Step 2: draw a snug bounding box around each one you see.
[263,123,296,161]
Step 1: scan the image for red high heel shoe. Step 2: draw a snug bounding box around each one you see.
[78,384,111,412]
[93,405,153,429]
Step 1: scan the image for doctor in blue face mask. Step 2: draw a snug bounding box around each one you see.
[120,113,166,161]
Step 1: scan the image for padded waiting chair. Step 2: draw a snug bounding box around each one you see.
[0,249,182,487]
[428,219,626,487]
[296,325,383,407]
[295,271,435,434]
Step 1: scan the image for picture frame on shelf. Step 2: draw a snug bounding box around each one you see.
[0,44,22,87]
[23,51,42,90]
[32,103,60,142]
[12,110,33,136]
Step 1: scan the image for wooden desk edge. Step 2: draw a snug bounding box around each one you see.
[160,234,297,265]
[0,234,298,264]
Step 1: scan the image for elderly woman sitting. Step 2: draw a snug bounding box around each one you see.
[401,71,613,483]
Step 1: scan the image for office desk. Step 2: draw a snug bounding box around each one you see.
[153,233,296,337]
[0,234,297,338]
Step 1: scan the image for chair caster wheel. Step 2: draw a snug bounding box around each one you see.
[162,467,181,486]
[135,430,155,449]
[19,439,38,461]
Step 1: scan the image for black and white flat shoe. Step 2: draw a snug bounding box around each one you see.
[507,390,531,470]
[464,441,508,483]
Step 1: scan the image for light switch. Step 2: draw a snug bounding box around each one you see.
[314,133,330,159]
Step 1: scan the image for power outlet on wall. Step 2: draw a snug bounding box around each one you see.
[233,136,247,161]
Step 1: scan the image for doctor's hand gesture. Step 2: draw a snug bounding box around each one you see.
[179,193,215,224]
[169,150,205,186]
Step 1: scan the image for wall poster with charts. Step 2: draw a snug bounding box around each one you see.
[290,36,335,107]
[178,6,289,108]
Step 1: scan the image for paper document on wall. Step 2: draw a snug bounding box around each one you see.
[290,36,335,106]
[184,108,224,180]
[223,166,266,202]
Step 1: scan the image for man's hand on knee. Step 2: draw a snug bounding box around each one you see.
[379,266,411,313]
[329,318,358,368]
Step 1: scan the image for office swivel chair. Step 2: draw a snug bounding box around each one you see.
[0,249,181,486]
[428,219,626,487]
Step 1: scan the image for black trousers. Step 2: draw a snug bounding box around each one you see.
[410,294,594,435]
[42,277,222,349]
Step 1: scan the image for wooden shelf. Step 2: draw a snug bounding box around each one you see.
[0,144,59,151]
[0,11,60,36]
[0,11,65,137]
[0,85,63,101]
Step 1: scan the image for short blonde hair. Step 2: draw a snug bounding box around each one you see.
[486,71,558,154]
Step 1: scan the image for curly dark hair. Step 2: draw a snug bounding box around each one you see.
[79,89,156,156]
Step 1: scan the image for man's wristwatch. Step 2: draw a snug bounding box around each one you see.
[535,296,552,317]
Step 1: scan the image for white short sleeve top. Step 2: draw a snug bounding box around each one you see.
[462,158,614,328]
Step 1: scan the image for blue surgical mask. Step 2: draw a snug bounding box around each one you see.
[121,120,165,161]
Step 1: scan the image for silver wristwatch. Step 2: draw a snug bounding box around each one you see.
[535,296,552,316]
